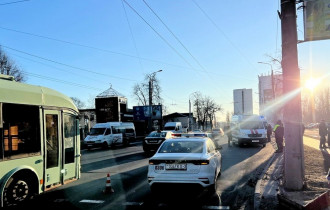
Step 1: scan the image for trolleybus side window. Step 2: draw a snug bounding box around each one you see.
[64,114,75,164]
[46,114,59,168]
[1,103,40,160]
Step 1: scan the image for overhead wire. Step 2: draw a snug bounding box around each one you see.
[25,72,104,91]
[192,0,257,70]
[0,0,30,6]
[10,52,122,86]
[142,0,207,72]
[0,26,201,73]
[122,0,199,72]
[1,44,137,82]
[121,0,144,73]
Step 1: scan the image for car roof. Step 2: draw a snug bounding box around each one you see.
[164,137,208,142]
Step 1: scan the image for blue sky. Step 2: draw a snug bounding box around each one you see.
[1,0,329,121]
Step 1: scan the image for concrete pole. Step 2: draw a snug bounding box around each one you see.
[148,78,152,133]
[281,0,304,190]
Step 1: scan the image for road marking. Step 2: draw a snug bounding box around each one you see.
[80,199,105,204]
[202,206,230,209]
[124,202,143,206]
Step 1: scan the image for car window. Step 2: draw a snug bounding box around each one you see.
[89,128,106,135]
[158,141,203,153]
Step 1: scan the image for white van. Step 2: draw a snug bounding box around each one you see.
[231,115,267,147]
[163,122,184,133]
[84,122,136,149]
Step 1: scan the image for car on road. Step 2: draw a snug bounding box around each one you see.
[212,128,224,138]
[147,136,222,192]
[143,130,174,155]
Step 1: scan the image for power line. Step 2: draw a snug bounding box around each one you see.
[0,0,30,6]
[0,26,200,72]
[122,0,199,72]
[1,44,137,82]
[10,52,115,85]
[142,0,207,72]
[192,0,256,70]
[121,0,144,72]
[25,72,104,91]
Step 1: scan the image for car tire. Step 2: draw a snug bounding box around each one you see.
[208,172,218,193]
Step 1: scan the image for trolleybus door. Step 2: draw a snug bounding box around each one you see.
[44,110,62,187]
[62,113,78,181]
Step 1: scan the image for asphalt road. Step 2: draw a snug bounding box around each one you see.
[10,136,274,210]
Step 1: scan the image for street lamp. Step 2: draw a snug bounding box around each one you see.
[148,70,162,132]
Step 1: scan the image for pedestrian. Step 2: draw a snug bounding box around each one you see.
[319,120,327,149]
[273,120,284,153]
[267,123,272,142]
[224,125,232,146]
[302,123,305,136]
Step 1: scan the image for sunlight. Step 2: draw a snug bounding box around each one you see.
[305,77,321,91]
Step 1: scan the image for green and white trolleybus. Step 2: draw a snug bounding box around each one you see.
[0,74,81,207]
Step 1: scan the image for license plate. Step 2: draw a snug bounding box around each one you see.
[165,164,187,170]
[252,140,259,142]
[155,165,165,170]
[149,140,158,143]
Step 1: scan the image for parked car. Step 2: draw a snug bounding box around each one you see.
[143,130,174,155]
[147,136,222,193]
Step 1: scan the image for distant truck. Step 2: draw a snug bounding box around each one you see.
[231,115,267,147]
[84,122,136,149]
[163,122,186,133]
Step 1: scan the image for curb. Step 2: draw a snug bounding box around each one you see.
[254,153,276,210]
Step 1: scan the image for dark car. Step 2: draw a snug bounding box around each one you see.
[143,130,173,155]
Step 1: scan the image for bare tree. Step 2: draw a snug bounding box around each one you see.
[315,87,330,122]
[132,74,163,106]
[192,92,222,130]
[0,48,26,82]
[71,97,85,109]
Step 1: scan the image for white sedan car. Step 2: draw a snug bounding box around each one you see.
[147,137,222,192]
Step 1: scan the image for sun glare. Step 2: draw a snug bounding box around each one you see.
[305,77,321,91]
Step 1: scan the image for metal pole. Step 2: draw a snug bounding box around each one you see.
[189,99,191,131]
[148,77,152,133]
[281,0,304,190]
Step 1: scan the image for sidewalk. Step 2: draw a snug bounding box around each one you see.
[254,135,330,210]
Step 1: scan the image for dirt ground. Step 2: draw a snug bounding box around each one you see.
[281,131,330,207]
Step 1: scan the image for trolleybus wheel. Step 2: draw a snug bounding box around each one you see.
[3,176,34,206]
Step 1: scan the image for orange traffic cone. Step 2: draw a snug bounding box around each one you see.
[103,173,114,194]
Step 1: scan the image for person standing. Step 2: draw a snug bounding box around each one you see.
[267,123,272,142]
[274,120,284,153]
[319,120,327,149]
[224,125,232,146]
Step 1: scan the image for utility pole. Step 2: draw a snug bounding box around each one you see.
[281,0,304,190]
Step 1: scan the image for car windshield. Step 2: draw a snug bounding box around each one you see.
[89,128,106,135]
[164,126,175,130]
[147,131,167,138]
[158,141,203,153]
[240,121,264,129]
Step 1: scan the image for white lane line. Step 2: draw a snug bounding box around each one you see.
[202,206,230,209]
[80,199,105,204]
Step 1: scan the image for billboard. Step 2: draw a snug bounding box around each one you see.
[133,105,162,121]
[304,0,330,41]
